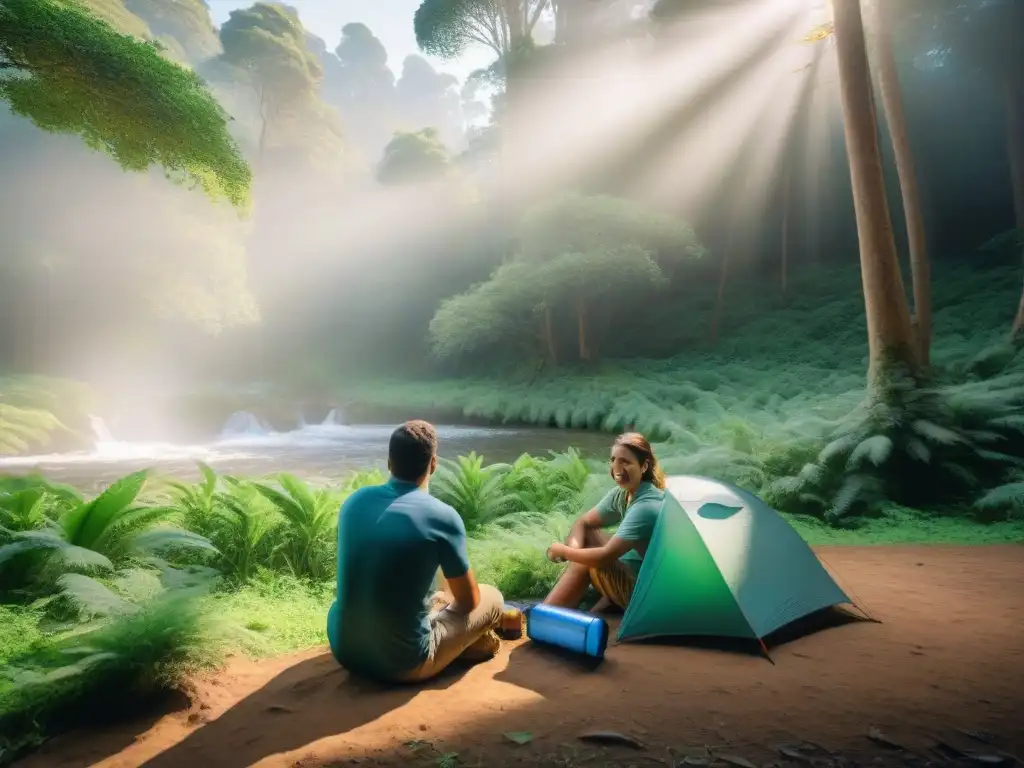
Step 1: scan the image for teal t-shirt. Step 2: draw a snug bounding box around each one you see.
[330,477,470,679]
[594,482,665,573]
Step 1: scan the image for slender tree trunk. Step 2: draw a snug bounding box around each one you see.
[257,87,269,157]
[576,298,591,361]
[542,304,558,363]
[781,170,790,297]
[868,0,931,364]
[505,0,526,48]
[817,104,832,266]
[1007,77,1024,340]
[831,0,919,388]
[553,0,569,44]
[710,250,729,345]
[806,63,826,267]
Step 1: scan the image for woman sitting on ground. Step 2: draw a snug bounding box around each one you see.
[544,432,666,613]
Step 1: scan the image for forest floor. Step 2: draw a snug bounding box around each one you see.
[17,545,1024,768]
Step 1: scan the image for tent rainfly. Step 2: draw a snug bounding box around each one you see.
[617,475,866,658]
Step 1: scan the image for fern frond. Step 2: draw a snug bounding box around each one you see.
[847,434,893,469]
[56,574,136,618]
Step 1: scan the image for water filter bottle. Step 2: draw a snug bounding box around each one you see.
[525,603,609,659]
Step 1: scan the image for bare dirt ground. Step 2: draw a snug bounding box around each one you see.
[17,545,1024,768]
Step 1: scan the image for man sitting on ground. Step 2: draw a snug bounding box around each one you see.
[326,420,505,683]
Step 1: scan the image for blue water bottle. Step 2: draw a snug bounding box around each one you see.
[525,604,609,660]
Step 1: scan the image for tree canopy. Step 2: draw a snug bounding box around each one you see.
[376,128,451,186]
[0,0,251,208]
[428,194,705,363]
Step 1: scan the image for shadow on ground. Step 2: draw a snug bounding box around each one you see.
[136,653,468,768]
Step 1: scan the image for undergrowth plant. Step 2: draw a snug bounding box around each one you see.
[429,452,519,532]
[251,473,343,581]
[0,470,215,613]
[766,370,1024,521]
[0,588,218,764]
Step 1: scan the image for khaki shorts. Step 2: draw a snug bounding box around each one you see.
[395,584,504,683]
[589,560,637,609]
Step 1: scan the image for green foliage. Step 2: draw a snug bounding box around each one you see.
[123,0,222,64]
[0,589,217,762]
[162,465,378,584]
[0,470,215,606]
[250,473,342,581]
[973,475,1024,520]
[218,3,322,112]
[518,192,708,273]
[183,476,281,584]
[0,376,87,455]
[376,127,450,185]
[430,452,518,532]
[414,0,491,60]
[502,448,592,517]
[765,370,1024,521]
[427,192,706,364]
[0,403,61,456]
[0,0,251,207]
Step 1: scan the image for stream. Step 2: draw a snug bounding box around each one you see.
[0,410,611,490]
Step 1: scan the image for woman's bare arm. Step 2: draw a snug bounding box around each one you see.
[564,508,605,548]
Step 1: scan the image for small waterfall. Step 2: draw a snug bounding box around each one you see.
[220,411,268,437]
[322,408,344,426]
[89,415,115,444]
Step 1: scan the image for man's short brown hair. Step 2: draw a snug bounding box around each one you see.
[388,420,438,482]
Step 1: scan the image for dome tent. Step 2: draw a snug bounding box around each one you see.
[617,476,863,656]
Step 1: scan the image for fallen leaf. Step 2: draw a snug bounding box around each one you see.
[719,755,758,768]
[579,731,645,750]
[955,729,995,745]
[867,728,905,750]
[965,754,1012,766]
[504,731,534,746]
[804,742,835,757]
[778,745,811,762]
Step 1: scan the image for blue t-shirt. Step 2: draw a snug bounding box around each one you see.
[330,477,470,679]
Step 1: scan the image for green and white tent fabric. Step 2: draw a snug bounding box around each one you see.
[618,475,857,646]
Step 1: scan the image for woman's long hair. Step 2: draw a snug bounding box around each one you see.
[613,432,666,490]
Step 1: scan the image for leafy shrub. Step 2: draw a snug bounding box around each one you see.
[767,371,1024,521]
[0,589,217,763]
[0,470,215,607]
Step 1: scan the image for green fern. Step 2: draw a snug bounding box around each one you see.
[163,461,220,536]
[0,488,52,533]
[846,434,893,469]
[973,478,1024,521]
[0,470,214,599]
[205,481,281,583]
[0,589,215,758]
[251,473,341,580]
[430,452,518,533]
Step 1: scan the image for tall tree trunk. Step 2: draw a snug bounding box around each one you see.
[781,169,790,297]
[576,298,591,361]
[806,62,826,267]
[542,304,558,363]
[504,0,526,48]
[710,250,729,345]
[1007,77,1024,340]
[831,0,919,388]
[868,0,931,364]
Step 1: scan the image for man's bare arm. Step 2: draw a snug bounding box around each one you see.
[445,570,482,615]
